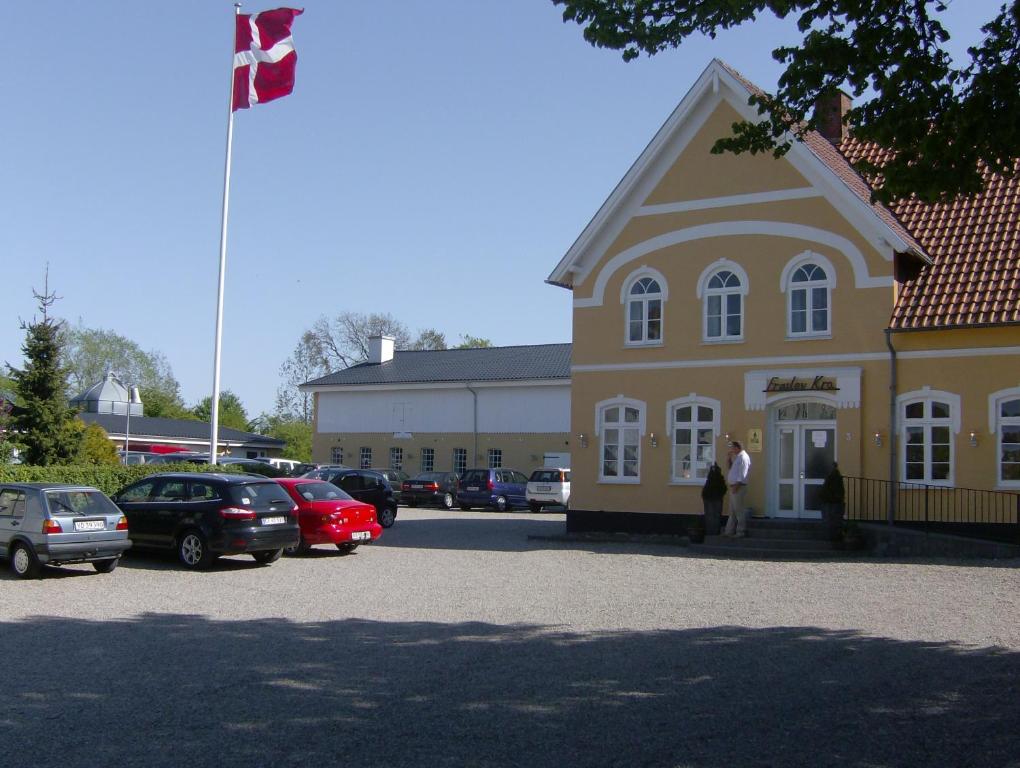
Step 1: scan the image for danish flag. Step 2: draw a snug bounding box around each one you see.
[232,8,303,111]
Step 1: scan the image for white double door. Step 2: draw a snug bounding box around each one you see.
[775,422,836,519]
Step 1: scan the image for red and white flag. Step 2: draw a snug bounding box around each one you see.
[232,8,303,111]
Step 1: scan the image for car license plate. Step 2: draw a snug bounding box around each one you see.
[262,516,286,525]
[74,519,106,531]
[412,484,424,489]
[467,486,479,491]
[537,485,551,492]
[351,531,371,541]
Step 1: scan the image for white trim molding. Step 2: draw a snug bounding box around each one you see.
[573,220,890,309]
[987,386,1020,434]
[620,266,669,303]
[780,250,838,292]
[744,367,861,410]
[637,187,822,217]
[594,395,647,437]
[665,394,722,436]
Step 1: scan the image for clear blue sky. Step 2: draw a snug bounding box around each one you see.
[1,1,999,417]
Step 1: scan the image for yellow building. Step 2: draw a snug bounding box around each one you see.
[548,60,1019,535]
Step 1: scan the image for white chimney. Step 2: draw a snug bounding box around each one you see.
[368,335,395,364]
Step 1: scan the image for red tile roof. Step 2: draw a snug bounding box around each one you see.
[841,140,1020,330]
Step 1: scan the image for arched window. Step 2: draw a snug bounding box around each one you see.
[898,389,960,486]
[787,262,831,336]
[703,270,743,340]
[596,397,645,483]
[625,276,663,345]
[666,395,721,483]
[990,388,1020,487]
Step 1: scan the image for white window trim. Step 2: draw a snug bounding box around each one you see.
[359,446,372,470]
[665,394,721,485]
[782,251,835,339]
[988,386,1020,488]
[897,387,961,487]
[621,267,667,348]
[421,447,435,473]
[595,395,646,484]
[696,259,748,343]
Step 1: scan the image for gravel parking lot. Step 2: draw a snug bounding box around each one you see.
[3,508,1019,767]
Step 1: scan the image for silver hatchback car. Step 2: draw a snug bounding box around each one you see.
[0,483,133,579]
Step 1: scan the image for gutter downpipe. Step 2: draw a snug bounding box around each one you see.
[466,383,478,465]
[885,328,897,526]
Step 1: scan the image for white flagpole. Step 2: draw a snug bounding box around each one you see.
[209,3,241,466]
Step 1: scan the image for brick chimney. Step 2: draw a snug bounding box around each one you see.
[368,335,395,364]
[814,90,852,145]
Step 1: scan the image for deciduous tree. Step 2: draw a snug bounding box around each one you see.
[553,0,1020,202]
[61,324,181,400]
[192,390,250,432]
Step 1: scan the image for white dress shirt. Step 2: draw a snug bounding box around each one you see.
[727,450,751,485]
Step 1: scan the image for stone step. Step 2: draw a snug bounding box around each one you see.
[689,542,852,560]
[703,535,835,551]
[739,527,833,541]
[745,518,827,531]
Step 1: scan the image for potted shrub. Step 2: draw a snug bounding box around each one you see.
[700,462,727,536]
[686,516,705,543]
[820,463,846,542]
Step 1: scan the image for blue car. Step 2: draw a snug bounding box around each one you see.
[456,468,529,512]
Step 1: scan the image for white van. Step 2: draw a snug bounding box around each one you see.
[526,468,570,512]
[256,457,302,474]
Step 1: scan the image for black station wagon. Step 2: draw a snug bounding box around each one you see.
[112,472,299,569]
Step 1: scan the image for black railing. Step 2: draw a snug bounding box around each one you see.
[843,476,1020,543]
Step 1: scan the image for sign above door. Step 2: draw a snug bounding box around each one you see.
[745,367,862,410]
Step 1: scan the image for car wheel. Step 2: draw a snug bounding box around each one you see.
[284,536,310,556]
[336,543,358,555]
[442,493,454,510]
[178,530,214,570]
[528,502,542,514]
[494,495,508,512]
[378,505,397,528]
[459,503,471,511]
[252,548,283,564]
[10,542,40,579]
[92,558,119,574]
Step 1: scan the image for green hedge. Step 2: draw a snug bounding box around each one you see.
[0,463,255,497]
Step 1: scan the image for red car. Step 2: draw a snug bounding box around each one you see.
[275,478,382,555]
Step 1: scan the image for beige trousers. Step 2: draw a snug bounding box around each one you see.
[724,484,748,535]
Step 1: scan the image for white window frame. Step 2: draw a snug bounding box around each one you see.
[781,251,835,339]
[487,448,502,469]
[330,447,344,465]
[897,388,960,487]
[595,396,646,484]
[389,447,403,471]
[989,387,1020,488]
[359,447,372,470]
[695,259,748,344]
[665,395,722,484]
[421,446,435,473]
[621,267,667,348]
[453,448,467,475]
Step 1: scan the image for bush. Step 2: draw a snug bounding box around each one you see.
[701,462,727,500]
[0,462,253,497]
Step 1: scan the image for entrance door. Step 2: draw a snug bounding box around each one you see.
[775,423,836,518]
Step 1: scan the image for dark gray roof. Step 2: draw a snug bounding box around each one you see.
[78,413,285,446]
[303,343,572,387]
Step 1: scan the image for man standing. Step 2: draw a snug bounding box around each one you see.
[723,441,751,537]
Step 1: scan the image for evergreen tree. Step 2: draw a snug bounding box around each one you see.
[7,280,82,465]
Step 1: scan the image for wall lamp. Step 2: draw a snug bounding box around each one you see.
[649,432,658,448]
[969,431,979,448]
[578,433,588,448]
[873,431,883,447]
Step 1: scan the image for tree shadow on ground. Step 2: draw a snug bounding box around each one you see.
[1,615,1017,767]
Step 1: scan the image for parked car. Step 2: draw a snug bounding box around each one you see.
[111,472,299,569]
[256,457,303,475]
[216,457,292,477]
[0,483,132,578]
[145,452,211,465]
[526,468,571,512]
[402,472,460,509]
[275,478,382,555]
[302,468,398,528]
[297,463,350,476]
[456,468,529,512]
[371,468,410,503]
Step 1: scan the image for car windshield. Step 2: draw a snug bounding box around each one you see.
[294,482,353,502]
[227,482,293,509]
[45,489,120,517]
[530,470,562,483]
